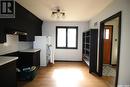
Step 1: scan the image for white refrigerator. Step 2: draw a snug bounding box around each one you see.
[33,36,54,66]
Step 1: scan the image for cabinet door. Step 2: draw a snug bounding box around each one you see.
[33,51,40,67]
[19,35,35,41]
[0,2,42,43]
[18,52,40,68]
[0,19,6,43]
[15,2,42,41]
[18,52,33,67]
[0,61,17,87]
[0,29,6,43]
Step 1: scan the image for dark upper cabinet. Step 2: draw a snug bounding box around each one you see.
[0,2,42,43]
[0,19,6,43]
[0,31,6,43]
[15,2,42,41]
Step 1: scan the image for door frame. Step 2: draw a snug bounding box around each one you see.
[98,11,122,87]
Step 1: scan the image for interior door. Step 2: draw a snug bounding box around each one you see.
[103,25,113,64]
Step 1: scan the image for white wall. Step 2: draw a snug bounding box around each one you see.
[105,17,119,64]
[42,21,89,61]
[89,0,130,86]
[0,35,33,55]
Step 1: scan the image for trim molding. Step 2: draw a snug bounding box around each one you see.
[56,26,78,49]
[98,11,122,87]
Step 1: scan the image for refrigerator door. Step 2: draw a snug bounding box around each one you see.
[34,36,47,66]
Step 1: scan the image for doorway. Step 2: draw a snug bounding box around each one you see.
[98,12,121,87]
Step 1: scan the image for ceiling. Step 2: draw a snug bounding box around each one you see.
[16,0,113,21]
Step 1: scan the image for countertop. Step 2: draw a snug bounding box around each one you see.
[0,56,18,66]
[19,49,40,53]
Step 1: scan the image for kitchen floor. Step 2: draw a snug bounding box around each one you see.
[18,62,113,87]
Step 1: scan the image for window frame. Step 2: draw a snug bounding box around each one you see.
[56,26,78,49]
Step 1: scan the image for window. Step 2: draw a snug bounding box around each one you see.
[56,26,78,49]
[104,29,109,39]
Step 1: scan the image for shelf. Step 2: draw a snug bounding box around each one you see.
[82,29,98,74]
[84,48,90,52]
[84,35,91,38]
[83,58,89,66]
[84,43,90,45]
[83,54,90,59]
[86,48,90,52]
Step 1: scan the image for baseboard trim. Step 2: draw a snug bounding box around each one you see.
[111,64,117,66]
[118,85,130,87]
[54,60,82,62]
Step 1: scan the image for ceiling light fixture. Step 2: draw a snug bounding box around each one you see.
[51,7,65,19]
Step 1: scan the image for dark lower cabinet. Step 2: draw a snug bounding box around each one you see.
[17,51,40,68]
[0,61,17,87]
[2,51,40,68]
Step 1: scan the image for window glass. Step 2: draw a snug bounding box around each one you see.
[105,29,109,39]
[57,28,66,47]
[68,29,76,47]
[56,27,78,49]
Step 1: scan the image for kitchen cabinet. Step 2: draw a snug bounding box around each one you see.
[0,27,6,43]
[0,19,7,43]
[0,1,42,43]
[0,57,18,87]
[18,50,40,68]
[15,2,42,41]
[1,49,40,68]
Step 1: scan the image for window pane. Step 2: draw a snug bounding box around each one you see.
[105,29,109,39]
[68,29,76,47]
[57,28,66,47]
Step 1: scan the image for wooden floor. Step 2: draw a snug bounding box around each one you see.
[18,62,114,87]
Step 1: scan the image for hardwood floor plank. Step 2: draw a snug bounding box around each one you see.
[18,62,113,87]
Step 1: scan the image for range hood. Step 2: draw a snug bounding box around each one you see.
[11,31,27,35]
[5,27,27,35]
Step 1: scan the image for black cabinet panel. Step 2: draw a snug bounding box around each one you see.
[15,2,42,41]
[18,51,40,68]
[0,2,42,43]
[0,28,6,43]
[19,34,35,41]
[2,51,40,68]
[0,19,7,43]
[0,61,17,87]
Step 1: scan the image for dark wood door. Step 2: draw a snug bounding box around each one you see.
[103,25,113,64]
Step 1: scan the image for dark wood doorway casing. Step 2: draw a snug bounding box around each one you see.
[98,12,122,87]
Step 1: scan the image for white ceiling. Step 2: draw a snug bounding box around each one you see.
[16,0,113,21]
